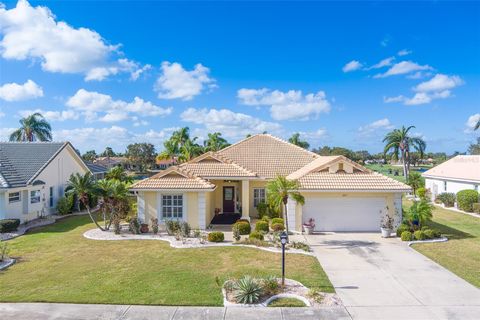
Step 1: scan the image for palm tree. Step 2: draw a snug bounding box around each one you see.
[9,112,52,142]
[266,175,305,236]
[203,132,230,151]
[157,139,179,164]
[383,126,426,182]
[288,133,310,149]
[407,171,424,196]
[66,173,104,231]
[172,127,191,148]
[96,179,114,230]
[178,138,203,163]
[105,166,131,183]
[406,200,433,228]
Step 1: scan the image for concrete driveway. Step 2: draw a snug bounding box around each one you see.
[305,233,480,320]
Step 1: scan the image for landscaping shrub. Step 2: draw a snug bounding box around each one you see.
[261,215,270,223]
[457,190,479,212]
[113,217,121,235]
[417,187,427,200]
[261,275,279,296]
[232,224,241,241]
[249,231,264,241]
[255,221,269,233]
[267,205,280,219]
[233,276,263,304]
[256,202,268,218]
[236,238,271,247]
[128,218,141,234]
[180,221,191,237]
[271,223,284,232]
[56,195,74,215]
[424,229,436,239]
[400,231,413,241]
[236,219,250,224]
[396,224,410,237]
[473,203,480,214]
[165,220,181,235]
[288,241,311,252]
[431,229,442,238]
[306,288,324,303]
[436,192,456,207]
[151,218,159,235]
[414,230,427,241]
[234,221,251,235]
[271,218,284,226]
[207,231,224,242]
[0,219,20,233]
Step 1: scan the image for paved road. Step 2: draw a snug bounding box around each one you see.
[305,232,480,320]
[0,303,350,320]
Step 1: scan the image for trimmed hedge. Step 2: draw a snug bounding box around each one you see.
[413,230,426,241]
[249,231,264,241]
[0,219,20,233]
[256,202,268,218]
[234,221,251,235]
[400,231,413,241]
[271,223,285,232]
[396,224,410,237]
[436,192,456,207]
[424,229,436,239]
[255,221,269,233]
[208,231,224,242]
[271,218,284,226]
[457,190,479,212]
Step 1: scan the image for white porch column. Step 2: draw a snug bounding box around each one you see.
[198,192,206,229]
[241,180,250,220]
[137,191,145,223]
[286,197,297,232]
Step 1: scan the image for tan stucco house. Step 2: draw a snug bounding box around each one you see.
[130,134,410,232]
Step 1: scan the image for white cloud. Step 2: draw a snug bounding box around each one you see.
[0,79,43,101]
[385,90,452,106]
[154,62,216,100]
[414,74,464,92]
[342,60,363,72]
[237,88,331,121]
[374,61,433,78]
[18,109,79,121]
[66,89,173,122]
[0,109,4,118]
[397,49,412,56]
[0,127,17,141]
[180,107,282,139]
[358,118,394,136]
[465,113,480,133]
[368,56,395,70]
[383,95,405,103]
[0,1,147,81]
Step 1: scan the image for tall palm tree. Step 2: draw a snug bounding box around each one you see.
[96,179,114,230]
[266,175,305,237]
[203,132,230,151]
[383,126,426,182]
[172,127,191,148]
[66,173,104,231]
[9,112,52,142]
[157,139,179,163]
[178,138,203,163]
[288,133,310,149]
[407,171,424,196]
[105,166,131,183]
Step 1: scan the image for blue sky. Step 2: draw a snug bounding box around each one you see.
[0,0,479,154]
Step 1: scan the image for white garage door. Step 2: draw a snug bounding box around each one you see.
[303,197,386,232]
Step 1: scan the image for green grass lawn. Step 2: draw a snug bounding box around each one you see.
[405,201,480,288]
[365,164,407,182]
[268,297,306,307]
[0,215,333,305]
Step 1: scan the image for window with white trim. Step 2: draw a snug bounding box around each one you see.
[30,190,41,204]
[161,194,183,219]
[8,192,21,203]
[253,188,266,207]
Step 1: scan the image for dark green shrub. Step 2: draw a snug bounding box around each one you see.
[400,231,413,241]
[267,205,280,219]
[271,223,285,232]
[457,190,479,212]
[472,203,480,214]
[165,220,181,235]
[271,218,284,226]
[235,221,251,235]
[424,229,436,239]
[256,202,268,218]
[208,231,224,242]
[436,192,456,207]
[0,219,20,233]
[396,224,410,237]
[249,231,264,240]
[431,229,442,238]
[56,195,74,215]
[255,221,269,233]
[414,230,426,241]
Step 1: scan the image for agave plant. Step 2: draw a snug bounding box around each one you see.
[233,276,263,304]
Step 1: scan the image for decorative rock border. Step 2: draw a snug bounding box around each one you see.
[0,258,16,271]
[407,236,448,246]
[83,228,314,256]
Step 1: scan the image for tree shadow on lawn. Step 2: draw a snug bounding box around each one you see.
[426,220,474,240]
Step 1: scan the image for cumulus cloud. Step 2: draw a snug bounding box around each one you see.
[368,57,395,70]
[465,113,480,133]
[397,49,412,56]
[0,1,147,81]
[154,62,216,100]
[0,79,43,101]
[18,109,79,121]
[66,89,173,122]
[180,107,282,139]
[358,118,394,137]
[342,60,363,72]
[237,88,331,121]
[374,61,433,78]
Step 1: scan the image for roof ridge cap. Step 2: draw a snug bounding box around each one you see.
[264,134,320,158]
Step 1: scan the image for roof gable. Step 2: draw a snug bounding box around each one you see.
[423,155,480,182]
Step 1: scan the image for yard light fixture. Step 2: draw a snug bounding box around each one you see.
[280,231,288,286]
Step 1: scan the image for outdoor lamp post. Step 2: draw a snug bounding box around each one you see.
[280,231,288,286]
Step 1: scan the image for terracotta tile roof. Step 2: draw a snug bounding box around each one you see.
[218,134,318,178]
[422,155,480,182]
[180,162,257,178]
[130,166,215,190]
[296,171,411,191]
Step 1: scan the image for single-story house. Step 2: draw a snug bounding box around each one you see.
[0,142,91,223]
[130,134,410,232]
[423,155,480,200]
[94,156,131,170]
[85,162,108,180]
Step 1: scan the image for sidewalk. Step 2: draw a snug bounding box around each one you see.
[0,303,352,320]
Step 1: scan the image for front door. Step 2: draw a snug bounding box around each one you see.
[223,186,235,213]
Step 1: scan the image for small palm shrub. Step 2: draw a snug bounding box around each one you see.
[235,221,251,235]
[256,202,268,218]
[271,218,284,226]
[165,220,181,235]
[232,224,241,241]
[456,190,479,212]
[255,221,269,233]
[249,231,264,241]
[208,231,224,242]
[271,223,285,232]
[261,275,279,296]
[233,276,263,304]
[436,192,456,207]
[401,231,413,241]
[417,187,427,200]
[151,218,159,235]
[129,218,141,234]
[414,230,426,241]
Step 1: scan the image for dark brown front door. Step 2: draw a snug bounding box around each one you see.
[223,186,235,213]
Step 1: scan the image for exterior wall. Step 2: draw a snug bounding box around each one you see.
[205,191,214,226]
[425,177,478,201]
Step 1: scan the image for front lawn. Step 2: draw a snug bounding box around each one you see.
[405,201,480,288]
[0,215,333,305]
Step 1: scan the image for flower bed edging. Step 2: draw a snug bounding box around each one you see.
[0,258,16,271]
[407,237,448,246]
[264,293,311,307]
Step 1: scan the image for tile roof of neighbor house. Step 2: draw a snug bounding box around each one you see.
[0,142,70,188]
[422,155,480,182]
[85,162,108,174]
[130,166,215,190]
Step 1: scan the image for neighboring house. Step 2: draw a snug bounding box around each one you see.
[94,156,130,170]
[423,155,480,200]
[130,134,410,232]
[0,142,90,223]
[85,162,108,180]
[154,158,176,170]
